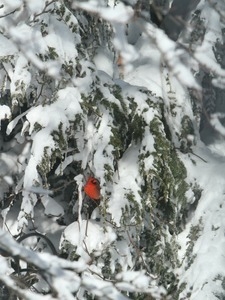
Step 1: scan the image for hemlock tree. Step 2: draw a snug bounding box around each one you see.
[0,0,225,299]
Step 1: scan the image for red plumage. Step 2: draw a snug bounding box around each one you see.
[83,177,101,200]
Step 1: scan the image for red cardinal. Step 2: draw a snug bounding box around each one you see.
[83,177,101,200]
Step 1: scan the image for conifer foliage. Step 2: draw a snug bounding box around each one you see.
[0,0,225,299]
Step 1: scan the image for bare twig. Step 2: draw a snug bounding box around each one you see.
[0,8,19,19]
[32,0,57,22]
[126,230,152,276]
[190,151,208,163]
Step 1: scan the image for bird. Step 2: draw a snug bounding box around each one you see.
[82,177,101,219]
[83,177,101,200]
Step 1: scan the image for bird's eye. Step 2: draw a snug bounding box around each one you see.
[91,179,97,184]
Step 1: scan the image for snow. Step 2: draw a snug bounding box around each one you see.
[154,28,200,90]
[26,87,82,161]
[7,109,30,135]
[44,17,78,63]
[0,105,11,120]
[10,55,31,96]
[14,87,82,227]
[0,35,17,56]
[0,0,22,11]
[0,255,9,275]
[81,275,129,299]
[101,4,134,23]
[41,195,64,217]
[194,4,225,79]
[108,144,142,225]
[94,47,114,77]
[177,145,225,299]
[124,40,163,96]
[25,0,46,15]
[1,0,225,299]
[210,113,225,135]
[116,270,149,288]
[60,220,117,260]
[74,1,134,23]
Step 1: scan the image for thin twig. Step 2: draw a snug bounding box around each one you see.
[32,0,57,21]
[0,8,19,19]
[126,230,152,276]
[85,218,89,237]
[175,147,207,163]
[83,239,91,258]
[189,151,208,163]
